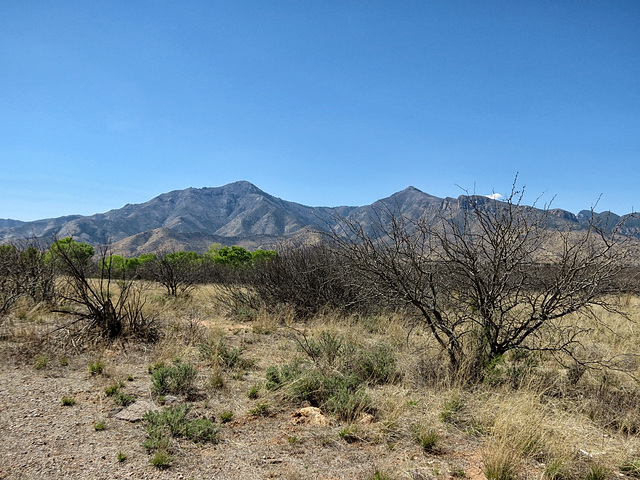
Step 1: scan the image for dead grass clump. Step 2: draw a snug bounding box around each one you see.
[570,371,640,435]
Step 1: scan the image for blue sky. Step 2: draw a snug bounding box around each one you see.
[1,1,639,221]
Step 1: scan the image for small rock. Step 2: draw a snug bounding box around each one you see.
[358,413,375,425]
[291,407,330,426]
[114,400,158,422]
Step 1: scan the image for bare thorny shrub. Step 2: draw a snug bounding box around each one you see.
[139,249,201,297]
[50,242,158,345]
[217,242,373,319]
[328,180,636,383]
[0,238,55,322]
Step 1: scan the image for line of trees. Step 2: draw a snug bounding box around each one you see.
[0,238,278,340]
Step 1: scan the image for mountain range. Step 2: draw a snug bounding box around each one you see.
[1,181,638,256]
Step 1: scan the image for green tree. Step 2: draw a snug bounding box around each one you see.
[46,237,94,275]
[251,249,278,264]
[214,246,252,268]
[100,255,127,274]
[203,243,222,261]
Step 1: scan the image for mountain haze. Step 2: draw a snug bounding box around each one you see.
[0,181,637,256]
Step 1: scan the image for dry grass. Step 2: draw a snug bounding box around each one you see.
[1,284,639,479]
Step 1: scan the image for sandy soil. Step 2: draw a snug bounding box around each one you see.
[0,329,484,480]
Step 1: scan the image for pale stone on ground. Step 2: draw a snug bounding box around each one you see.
[113,400,158,422]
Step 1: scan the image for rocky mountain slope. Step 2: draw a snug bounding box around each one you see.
[0,181,637,256]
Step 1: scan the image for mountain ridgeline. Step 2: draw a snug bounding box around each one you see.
[0,181,638,256]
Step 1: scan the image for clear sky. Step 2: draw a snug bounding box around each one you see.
[1,1,639,221]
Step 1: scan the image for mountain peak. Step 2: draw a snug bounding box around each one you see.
[2,182,638,257]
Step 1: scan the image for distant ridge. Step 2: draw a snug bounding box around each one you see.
[1,181,638,256]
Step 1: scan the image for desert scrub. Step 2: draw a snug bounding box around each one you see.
[88,359,105,375]
[584,463,609,480]
[93,420,106,431]
[411,424,439,452]
[143,404,219,452]
[247,384,261,399]
[265,364,373,422]
[265,363,302,391]
[209,373,225,390]
[61,396,76,406]
[287,370,372,421]
[348,342,398,384]
[104,382,124,396]
[149,449,173,469]
[544,458,567,480]
[104,382,135,406]
[482,447,518,480]
[368,470,394,480]
[33,355,49,370]
[249,402,271,416]
[116,451,127,463]
[150,362,197,396]
[199,338,254,371]
[264,333,394,422]
[219,410,234,423]
[620,459,640,477]
[440,394,465,424]
[113,391,135,406]
[338,424,361,443]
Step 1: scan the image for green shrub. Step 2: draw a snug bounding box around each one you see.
[104,383,122,396]
[249,402,271,416]
[116,451,127,462]
[209,373,225,390]
[89,359,105,375]
[287,370,372,421]
[440,395,465,423]
[61,396,76,406]
[299,330,352,369]
[34,355,49,370]
[544,458,566,480]
[151,363,197,396]
[93,420,106,431]
[483,450,517,480]
[219,410,234,423]
[324,383,371,422]
[143,404,219,451]
[150,449,173,469]
[265,363,302,391]
[350,343,397,384]
[113,392,135,407]
[338,425,361,443]
[199,338,254,370]
[247,384,260,399]
[369,470,394,480]
[181,418,219,443]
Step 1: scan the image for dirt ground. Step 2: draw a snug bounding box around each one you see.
[0,327,486,480]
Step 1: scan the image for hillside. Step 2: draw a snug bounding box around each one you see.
[0,181,637,256]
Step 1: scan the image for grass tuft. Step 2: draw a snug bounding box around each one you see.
[150,362,197,396]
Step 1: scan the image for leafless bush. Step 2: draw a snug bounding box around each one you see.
[139,250,200,296]
[50,242,158,342]
[0,239,55,320]
[220,243,372,318]
[329,180,632,382]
